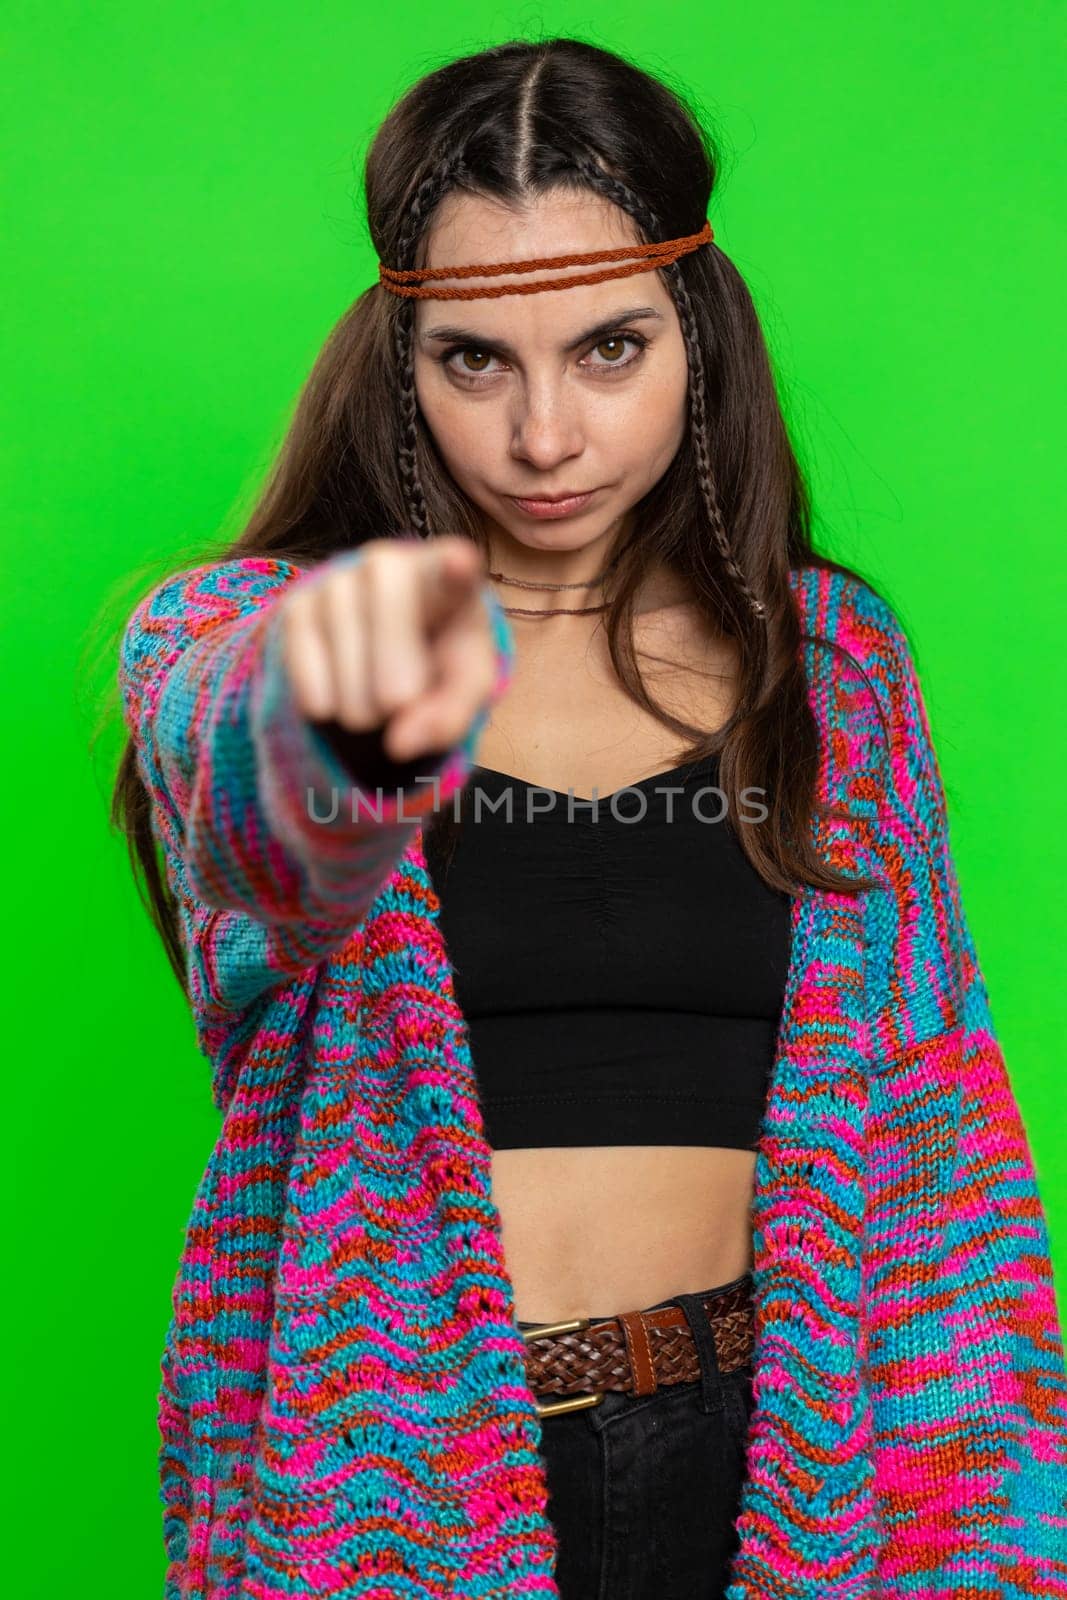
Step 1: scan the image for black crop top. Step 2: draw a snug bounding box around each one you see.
[421,752,792,1152]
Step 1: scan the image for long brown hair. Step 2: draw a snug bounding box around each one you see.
[110,35,888,995]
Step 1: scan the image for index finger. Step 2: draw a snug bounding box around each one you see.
[415,535,489,635]
[384,577,497,761]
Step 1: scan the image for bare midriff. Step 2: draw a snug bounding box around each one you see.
[490,1144,756,1322]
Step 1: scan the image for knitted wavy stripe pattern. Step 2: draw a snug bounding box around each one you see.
[119,553,1067,1599]
[841,581,1067,1598]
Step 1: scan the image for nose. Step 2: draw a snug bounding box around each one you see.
[508,379,585,471]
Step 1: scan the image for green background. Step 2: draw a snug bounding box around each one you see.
[5,4,1064,1594]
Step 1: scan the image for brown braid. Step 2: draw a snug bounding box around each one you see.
[564,153,766,621]
[392,151,471,541]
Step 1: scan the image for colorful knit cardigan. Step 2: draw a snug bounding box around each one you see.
[120,549,1067,1599]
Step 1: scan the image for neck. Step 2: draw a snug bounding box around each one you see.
[485,540,694,621]
[484,519,628,594]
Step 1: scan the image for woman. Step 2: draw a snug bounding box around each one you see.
[114,36,1067,1600]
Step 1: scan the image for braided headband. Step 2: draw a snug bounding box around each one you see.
[378,220,713,300]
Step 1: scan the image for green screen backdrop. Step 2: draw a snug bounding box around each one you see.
[5,5,1064,1595]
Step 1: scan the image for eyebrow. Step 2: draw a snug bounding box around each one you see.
[419,305,665,357]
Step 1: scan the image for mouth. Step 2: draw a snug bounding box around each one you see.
[508,488,601,518]
[512,490,595,503]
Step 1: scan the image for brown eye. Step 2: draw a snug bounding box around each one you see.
[583,331,649,373]
[437,345,507,384]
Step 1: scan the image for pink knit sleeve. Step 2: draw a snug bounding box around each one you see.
[916,688,1067,1577]
[120,548,515,1017]
[855,587,1067,1583]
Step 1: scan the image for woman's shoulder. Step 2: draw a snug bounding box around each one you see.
[789,560,920,690]
[790,560,946,822]
[788,561,935,765]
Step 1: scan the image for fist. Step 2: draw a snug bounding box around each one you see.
[278,535,500,764]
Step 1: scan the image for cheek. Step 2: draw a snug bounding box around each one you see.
[608,359,688,461]
[414,364,492,475]
[653,351,690,457]
[430,411,494,486]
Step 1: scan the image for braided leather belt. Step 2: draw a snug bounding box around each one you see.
[521,1275,754,1418]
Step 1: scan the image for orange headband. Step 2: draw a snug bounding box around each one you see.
[378,220,713,300]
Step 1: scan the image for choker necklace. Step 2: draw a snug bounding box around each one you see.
[488,549,622,618]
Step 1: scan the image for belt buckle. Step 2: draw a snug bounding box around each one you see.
[521,1315,606,1417]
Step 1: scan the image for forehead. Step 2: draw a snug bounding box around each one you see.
[413,189,675,338]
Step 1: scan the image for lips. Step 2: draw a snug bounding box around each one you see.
[508,490,599,520]
[512,491,592,503]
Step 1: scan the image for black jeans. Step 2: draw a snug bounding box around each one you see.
[519,1276,755,1600]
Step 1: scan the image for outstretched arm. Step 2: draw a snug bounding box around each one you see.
[120,543,515,1018]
